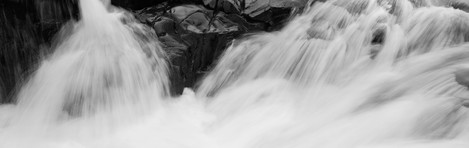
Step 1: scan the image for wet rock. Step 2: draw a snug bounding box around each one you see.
[448,0,469,13]
[455,68,469,88]
[111,0,166,10]
[137,4,264,95]
[203,0,305,30]
[202,0,241,14]
[170,5,239,33]
[0,1,42,103]
[35,0,79,42]
[203,0,306,16]
[112,0,205,10]
[154,17,191,95]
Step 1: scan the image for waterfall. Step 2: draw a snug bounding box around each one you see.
[1,0,469,148]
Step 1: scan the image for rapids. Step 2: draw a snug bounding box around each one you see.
[2,0,469,148]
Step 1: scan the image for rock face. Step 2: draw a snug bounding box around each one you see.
[1,1,40,103]
[0,0,81,103]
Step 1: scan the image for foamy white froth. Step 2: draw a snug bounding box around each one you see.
[0,0,169,145]
[1,0,469,148]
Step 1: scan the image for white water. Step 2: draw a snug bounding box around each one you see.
[2,0,469,148]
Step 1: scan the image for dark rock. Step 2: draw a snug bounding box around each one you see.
[112,0,204,10]
[170,5,240,33]
[203,0,241,14]
[0,1,41,103]
[112,0,166,10]
[34,0,79,42]
[137,4,265,95]
[449,0,469,13]
[203,0,307,17]
[153,16,191,95]
[455,69,469,89]
[202,0,305,30]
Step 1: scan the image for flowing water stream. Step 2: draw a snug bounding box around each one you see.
[2,0,469,148]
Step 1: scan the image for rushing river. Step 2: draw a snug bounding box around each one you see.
[1,0,469,148]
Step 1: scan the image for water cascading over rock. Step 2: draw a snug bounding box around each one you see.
[0,0,169,139]
[2,0,469,148]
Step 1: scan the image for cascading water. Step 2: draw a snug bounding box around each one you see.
[0,0,170,146]
[2,0,469,148]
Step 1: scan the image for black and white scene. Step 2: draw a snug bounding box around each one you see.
[1,0,469,147]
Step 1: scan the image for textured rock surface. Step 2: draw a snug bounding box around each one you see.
[136,3,268,95]
[202,0,307,16]
[202,0,302,30]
